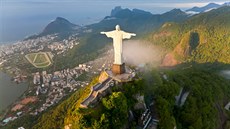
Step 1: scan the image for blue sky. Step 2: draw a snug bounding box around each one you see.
[0,0,229,43]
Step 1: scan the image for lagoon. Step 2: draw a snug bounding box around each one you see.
[0,71,28,112]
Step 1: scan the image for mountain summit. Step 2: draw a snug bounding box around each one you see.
[186,3,221,13]
[161,8,188,21]
[41,17,80,36]
[111,6,123,17]
[108,6,152,19]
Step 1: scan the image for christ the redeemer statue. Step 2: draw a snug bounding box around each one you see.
[101,25,136,74]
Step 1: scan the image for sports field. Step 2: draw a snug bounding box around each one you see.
[25,52,53,68]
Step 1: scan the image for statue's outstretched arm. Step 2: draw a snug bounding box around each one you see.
[131,33,136,36]
[100,31,114,38]
[123,32,136,39]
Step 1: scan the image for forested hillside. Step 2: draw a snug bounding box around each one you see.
[147,6,230,66]
[5,66,230,129]
[153,68,230,129]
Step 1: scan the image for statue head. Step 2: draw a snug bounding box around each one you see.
[115,25,120,31]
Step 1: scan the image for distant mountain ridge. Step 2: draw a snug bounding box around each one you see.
[186,3,221,13]
[24,3,230,40]
[27,6,189,41]
[95,6,188,36]
[111,8,153,18]
[160,8,188,21]
[186,2,230,14]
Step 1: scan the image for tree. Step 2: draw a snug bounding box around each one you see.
[102,92,128,128]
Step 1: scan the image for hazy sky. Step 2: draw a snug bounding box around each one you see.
[0,0,228,43]
[2,0,227,10]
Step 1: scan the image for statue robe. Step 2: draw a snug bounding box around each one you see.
[104,30,134,65]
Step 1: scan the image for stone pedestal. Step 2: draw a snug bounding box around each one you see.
[112,63,126,75]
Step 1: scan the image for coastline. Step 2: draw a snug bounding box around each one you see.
[0,40,19,46]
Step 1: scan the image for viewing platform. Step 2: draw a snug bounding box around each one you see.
[80,77,114,108]
[80,66,135,108]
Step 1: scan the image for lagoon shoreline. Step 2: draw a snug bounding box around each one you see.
[0,71,29,113]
